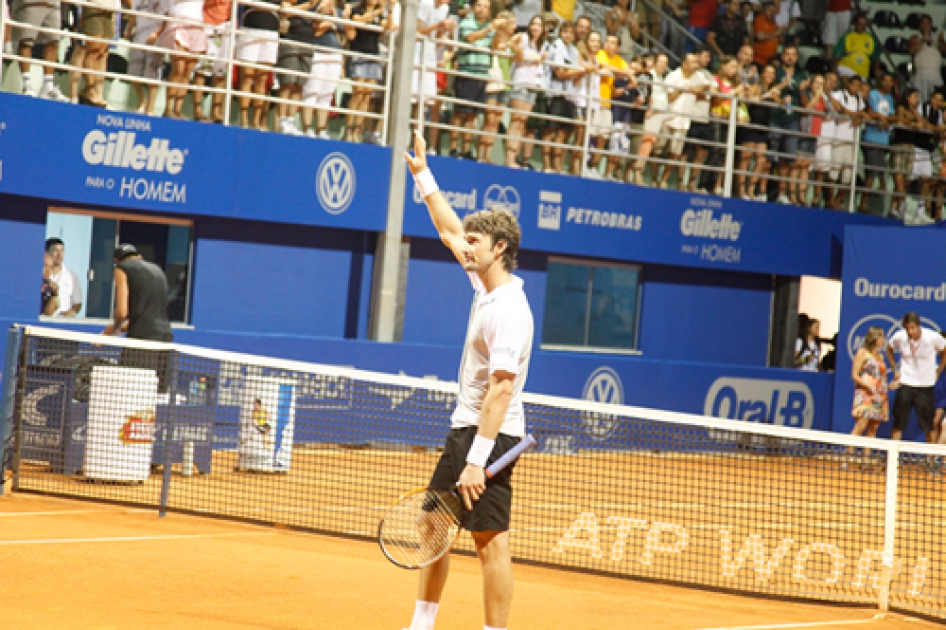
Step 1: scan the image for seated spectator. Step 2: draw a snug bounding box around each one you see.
[150,0,207,118]
[909,15,943,103]
[828,69,866,211]
[506,14,549,168]
[11,0,69,100]
[859,72,897,213]
[833,11,879,80]
[347,0,394,142]
[125,0,170,115]
[605,0,642,63]
[69,0,120,108]
[276,0,321,136]
[302,0,348,138]
[235,0,281,130]
[687,0,718,53]
[449,0,504,159]
[707,0,749,60]
[771,44,808,205]
[542,19,585,173]
[738,63,780,201]
[45,238,82,317]
[634,52,671,186]
[752,2,783,67]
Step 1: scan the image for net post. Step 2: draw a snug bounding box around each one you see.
[878,443,900,611]
[157,350,178,517]
[0,325,24,496]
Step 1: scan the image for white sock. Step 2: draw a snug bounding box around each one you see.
[43,75,54,91]
[409,600,439,630]
[484,626,506,630]
[22,72,32,89]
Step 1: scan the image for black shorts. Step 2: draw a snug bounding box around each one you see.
[546,96,577,132]
[119,347,172,394]
[892,385,936,434]
[686,122,713,156]
[454,77,487,114]
[738,127,768,145]
[862,147,888,175]
[428,426,521,532]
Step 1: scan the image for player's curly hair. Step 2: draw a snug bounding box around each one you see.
[462,208,521,272]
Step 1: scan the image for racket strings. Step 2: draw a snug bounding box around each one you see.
[380,489,462,568]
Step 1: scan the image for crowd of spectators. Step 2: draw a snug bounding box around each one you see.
[5,0,946,218]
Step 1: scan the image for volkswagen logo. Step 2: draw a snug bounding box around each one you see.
[846,314,942,360]
[483,184,521,218]
[316,152,356,215]
[581,367,624,441]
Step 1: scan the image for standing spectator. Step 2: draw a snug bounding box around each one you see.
[795,317,821,370]
[752,1,783,67]
[449,0,504,159]
[604,56,643,182]
[45,238,82,318]
[506,14,548,168]
[125,0,170,115]
[822,0,850,58]
[704,55,744,194]
[634,52,670,185]
[347,0,392,142]
[774,0,800,44]
[707,0,749,59]
[542,19,584,173]
[798,0,826,47]
[681,47,716,192]
[846,326,891,467]
[686,0,718,53]
[414,0,455,153]
[810,70,839,208]
[69,0,120,108]
[664,0,688,62]
[910,15,943,104]
[770,44,808,205]
[738,63,780,200]
[479,10,516,164]
[793,73,825,205]
[235,0,281,130]
[587,33,629,178]
[832,11,879,81]
[196,0,233,123]
[605,0,642,63]
[827,69,864,211]
[301,0,348,138]
[657,52,705,188]
[151,0,208,119]
[276,0,320,135]
[574,15,591,55]
[571,29,603,176]
[859,71,897,213]
[11,0,69,100]
[912,91,942,223]
[885,312,946,443]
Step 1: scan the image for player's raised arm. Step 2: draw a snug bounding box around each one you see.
[404,131,470,265]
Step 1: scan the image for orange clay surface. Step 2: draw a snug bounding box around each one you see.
[0,493,941,630]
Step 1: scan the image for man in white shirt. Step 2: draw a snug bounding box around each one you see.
[828,69,865,210]
[45,238,82,317]
[402,130,534,630]
[657,52,713,189]
[886,312,946,442]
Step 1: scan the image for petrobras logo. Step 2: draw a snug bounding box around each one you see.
[566,207,642,231]
[483,184,521,218]
[853,277,946,302]
[704,378,814,429]
[680,209,742,241]
[538,190,562,230]
[316,152,356,214]
[581,367,624,441]
[846,313,941,360]
[82,130,185,174]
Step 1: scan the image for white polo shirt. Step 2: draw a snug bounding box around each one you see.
[451,273,534,437]
[889,327,946,387]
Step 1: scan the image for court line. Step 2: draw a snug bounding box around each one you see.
[0,510,113,517]
[0,532,273,545]
[697,616,883,629]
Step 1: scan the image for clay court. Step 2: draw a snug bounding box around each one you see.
[0,492,941,630]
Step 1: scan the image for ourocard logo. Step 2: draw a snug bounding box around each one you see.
[482,184,520,218]
[581,367,624,441]
[316,152,356,214]
[846,313,942,360]
[119,408,156,444]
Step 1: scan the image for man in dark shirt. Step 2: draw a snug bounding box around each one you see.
[707,0,749,59]
[103,243,173,392]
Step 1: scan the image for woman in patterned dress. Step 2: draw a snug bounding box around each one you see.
[846,326,893,467]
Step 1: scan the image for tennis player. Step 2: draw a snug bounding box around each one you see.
[403,130,534,630]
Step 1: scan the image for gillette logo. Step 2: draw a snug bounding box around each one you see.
[82,130,186,175]
[680,210,742,241]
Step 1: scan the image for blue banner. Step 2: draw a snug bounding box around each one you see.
[403,157,893,278]
[833,225,946,440]
[0,93,390,230]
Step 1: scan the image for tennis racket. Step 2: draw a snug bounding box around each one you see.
[378,434,537,570]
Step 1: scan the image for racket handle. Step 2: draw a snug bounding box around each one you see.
[485,434,536,478]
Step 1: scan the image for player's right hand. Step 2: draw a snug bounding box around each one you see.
[404,130,428,175]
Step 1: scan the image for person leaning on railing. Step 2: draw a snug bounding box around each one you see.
[10,0,70,100]
[69,0,122,107]
[736,63,779,201]
[479,10,516,164]
[679,46,715,193]
[823,69,865,211]
[858,71,897,214]
[541,19,585,174]
[413,0,455,154]
[299,0,348,138]
[570,29,603,177]
[770,44,808,205]
[807,69,838,208]
[194,0,232,123]
[275,0,321,135]
[633,51,670,187]
[703,55,745,196]
[346,0,391,143]
[585,32,629,179]
[235,0,282,130]
[125,0,169,115]
[657,51,702,189]
[505,14,548,169]
[151,0,209,119]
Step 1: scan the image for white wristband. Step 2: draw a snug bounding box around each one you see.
[466,434,495,468]
[414,168,439,199]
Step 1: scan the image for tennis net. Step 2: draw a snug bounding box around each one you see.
[3,324,945,619]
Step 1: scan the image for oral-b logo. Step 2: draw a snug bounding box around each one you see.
[680,209,742,241]
[704,377,813,429]
[82,130,185,174]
